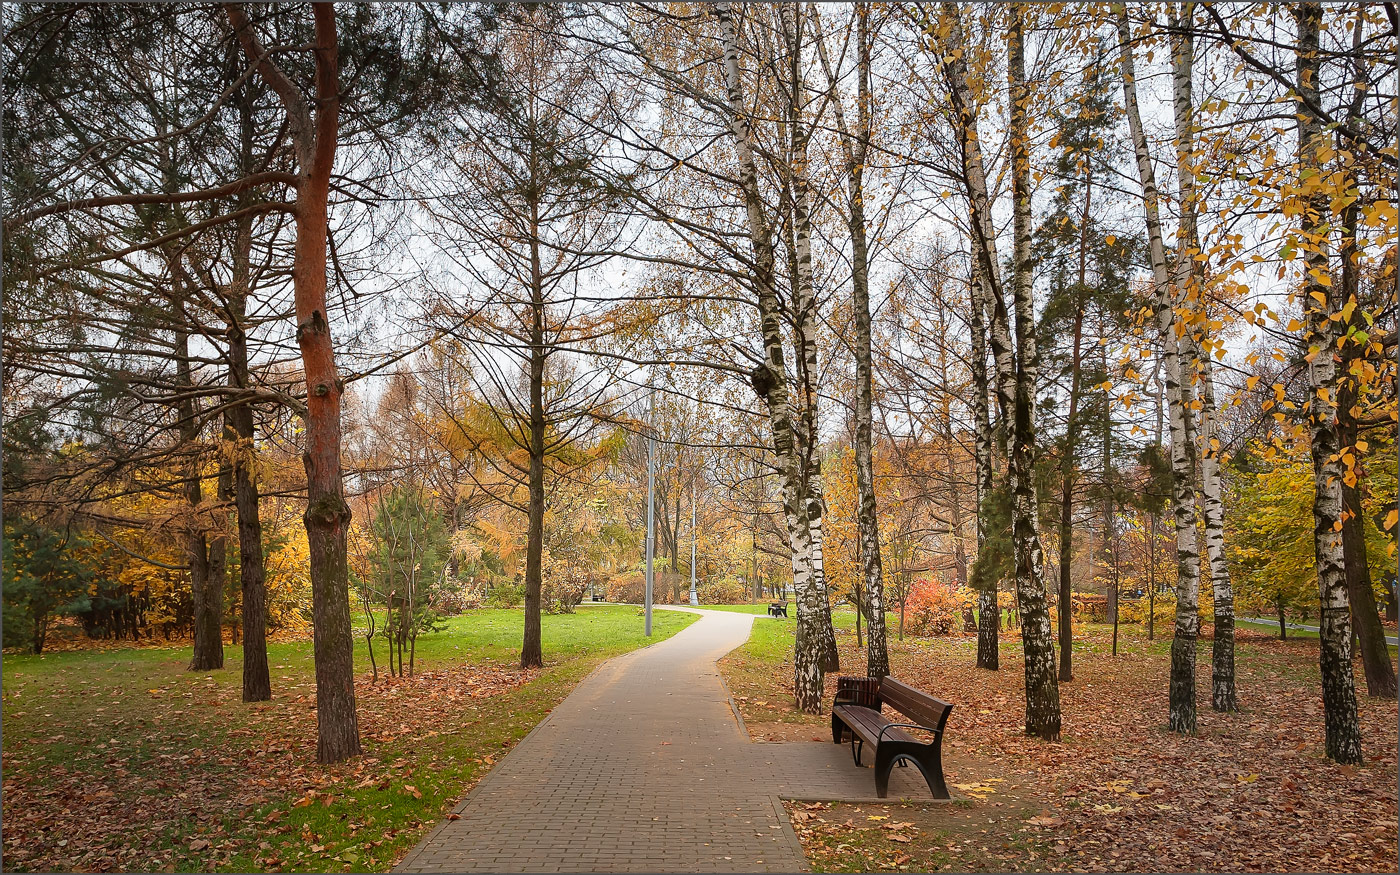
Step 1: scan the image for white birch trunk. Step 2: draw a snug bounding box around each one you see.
[1116,6,1201,734]
[714,1,826,713]
[1293,1,1362,764]
[1168,3,1238,714]
[937,2,1010,670]
[811,1,889,677]
[778,2,840,674]
[1006,7,1061,740]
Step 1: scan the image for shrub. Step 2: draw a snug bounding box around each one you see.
[605,570,687,604]
[1071,592,1110,622]
[697,577,749,605]
[435,575,485,614]
[606,571,646,604]
[484,583,525,609]
[1117,594,1174,629]
[543,572,588,615]
[904,578,965,636]
[3,521,98,654]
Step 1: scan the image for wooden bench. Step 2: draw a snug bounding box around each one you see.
[767,602,788,617]
[830,676,953,799]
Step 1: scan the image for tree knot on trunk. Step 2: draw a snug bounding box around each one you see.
[749,363,777,400]
[296,308,330,342]
[304,494,352,529]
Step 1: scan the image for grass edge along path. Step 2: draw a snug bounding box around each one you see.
[1,606,697,873]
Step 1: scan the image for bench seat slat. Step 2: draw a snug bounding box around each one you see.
[831,704,918,744]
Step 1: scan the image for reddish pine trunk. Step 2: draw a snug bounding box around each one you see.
[228,2,360,763]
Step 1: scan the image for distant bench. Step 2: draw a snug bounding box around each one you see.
[767,602,788,618]
[830,675,954,799]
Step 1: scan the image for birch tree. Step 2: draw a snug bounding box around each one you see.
[711,2,829,710]
[776,2,841,674]
[924,1,1017,673]
[1291,1,1362,764]
[1168,2,1236,713]
[1116,4,1202,735]
[810,1,890,678]
[1005,5,1061,739]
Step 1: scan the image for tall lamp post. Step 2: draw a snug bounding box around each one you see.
[689,473,698,606]
[644,389,655,636]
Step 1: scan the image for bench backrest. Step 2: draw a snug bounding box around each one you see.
[878,677,953,733]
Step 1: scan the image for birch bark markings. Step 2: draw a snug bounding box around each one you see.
[780,3,839,673]
[1115,5,1200,734]
[1168,4,1236,714]
[812,1,889,678]
[714,1,825,713]
[1006,6,1061,740]
[969,257,1000,670]
[935,2,1012,671]
[1293,2,1363,764]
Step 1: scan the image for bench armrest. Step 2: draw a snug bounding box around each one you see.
[877,721,940,744]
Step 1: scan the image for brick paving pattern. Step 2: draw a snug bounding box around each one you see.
[397,607,937,873]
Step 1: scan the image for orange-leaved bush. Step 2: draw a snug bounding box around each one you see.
[903,577,976,636]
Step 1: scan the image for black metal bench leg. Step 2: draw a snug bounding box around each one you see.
[873,744,894,798]
[924,741,950,799]
[875,741,951,800]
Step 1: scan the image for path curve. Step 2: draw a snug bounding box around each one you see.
[395,607,808,873]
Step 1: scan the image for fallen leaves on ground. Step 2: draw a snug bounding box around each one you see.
[1,664,536,873]
[740,625,1397,873]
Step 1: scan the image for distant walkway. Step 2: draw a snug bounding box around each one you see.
[1237,616,1398,646]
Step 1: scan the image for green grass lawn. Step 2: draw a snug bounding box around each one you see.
[1,606,696,873]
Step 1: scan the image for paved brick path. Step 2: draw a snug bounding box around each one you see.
[396,607,938,873]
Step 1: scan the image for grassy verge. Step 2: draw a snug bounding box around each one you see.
[1,606,697,873]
